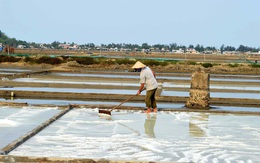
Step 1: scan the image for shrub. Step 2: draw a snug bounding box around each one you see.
[100,59,115,65]
[60,56,70,60]
[158,61,168,66]
[201,62,213,68]
[115,58,135,65]
[227,63,240,68]
[142,60,167,66]
[168,60,179,64]
[0,56,21,63]
[68,57,96,65]
[178,61,186,65]
[187,61,197,65]
[251,64,260,68]
[36,56,62,65]
[24,57,36,63]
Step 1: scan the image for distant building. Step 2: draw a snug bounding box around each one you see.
[248,51,260,55]
[223,51,239,55]
[17,45,26,49]
[58,44,79,50]
[172,48,184,53]
[120,48,131,52]
[203,50,213,54]
[39,44,48,49]
[69,44,79,50]
[109,47,118,51]
[161,48,166,52]
[142,49,150,53]
[186,48,197,53]
[59,44,70,49]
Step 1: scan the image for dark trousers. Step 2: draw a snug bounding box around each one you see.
[145,88,157,108]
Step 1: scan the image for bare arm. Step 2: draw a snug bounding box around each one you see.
[137,83,145,95]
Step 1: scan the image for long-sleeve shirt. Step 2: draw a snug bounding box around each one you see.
[140,67,158,91]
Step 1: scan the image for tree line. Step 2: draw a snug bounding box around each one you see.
[0,30,259,53]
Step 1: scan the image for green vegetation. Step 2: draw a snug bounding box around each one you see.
[201,62,213,68]
[115,58,136,65]
[141,60,168,66]
[23,57,35,63]
[186,61,197,65]
[0,54,172,67]
[0,30,28,48]
[67,57,96,65]
[227,63,240,68]
[167,60,179,64]
[36,56,62,65]
[99,59,116,65]
[24,56,62,65]
[0,56,21,62]
[251,63,260,68]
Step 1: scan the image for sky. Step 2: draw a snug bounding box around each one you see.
[0,0,260,48]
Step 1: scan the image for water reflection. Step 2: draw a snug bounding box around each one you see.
[189,113,209,138]
[144,114,157,138]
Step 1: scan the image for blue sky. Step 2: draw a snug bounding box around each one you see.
[0,0,259,48]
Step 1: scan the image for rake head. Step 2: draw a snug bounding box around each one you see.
[98,109,111,116]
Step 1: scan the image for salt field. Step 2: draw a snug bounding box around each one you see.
[161,90,260,99]
[0,106,60,149]
[0,68,260,162]
[1,86,260,99]
[1,98,260,113]
[53,72,260,82]
[8,108,260,162]
[12,78,138,86]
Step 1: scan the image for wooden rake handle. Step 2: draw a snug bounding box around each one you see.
[110,93,139,111]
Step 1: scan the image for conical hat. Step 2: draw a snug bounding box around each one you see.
[132,61,146,69]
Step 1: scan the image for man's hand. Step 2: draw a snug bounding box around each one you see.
[137,83,145,95]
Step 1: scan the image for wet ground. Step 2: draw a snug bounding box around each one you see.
[0,67,260,162]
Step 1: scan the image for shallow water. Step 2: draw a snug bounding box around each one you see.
[0,98,183,109]
[0,68,31,72]
[11,77,260,91]
[12,78,138,86]
[54,72,260,82]
[162,90,260,99]
[1,98,260,113]
[164,82,260,91]
[1,86,260,99]
[10,108,260,162]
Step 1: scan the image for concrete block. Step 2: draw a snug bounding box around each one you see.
[190,71,210,90]
[186,70,210,109]
[189,89,210,100]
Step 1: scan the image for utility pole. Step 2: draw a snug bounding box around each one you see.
[100,45,101,56]
[7,45,10,56]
